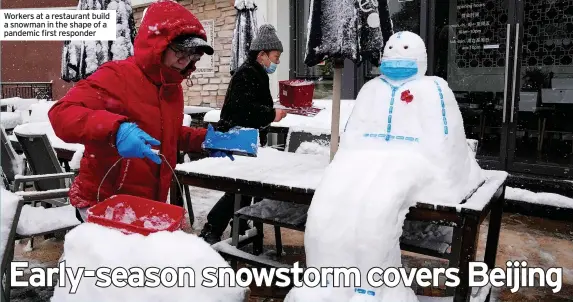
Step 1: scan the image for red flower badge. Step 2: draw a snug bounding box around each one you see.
[401,90,414,104]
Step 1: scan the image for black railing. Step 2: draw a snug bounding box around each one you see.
[1,81,53,101]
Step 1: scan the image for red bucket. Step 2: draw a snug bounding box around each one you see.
[279,80,315,108]
[86,194,185,236]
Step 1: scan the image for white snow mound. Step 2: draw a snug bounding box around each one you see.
[51,223,248,302]
[287,31,485,302]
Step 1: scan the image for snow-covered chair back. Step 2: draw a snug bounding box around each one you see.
[13,131,66,192]
[285,127,330,154]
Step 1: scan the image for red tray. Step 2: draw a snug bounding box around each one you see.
[283,106,323,117]
[86,194,185,236]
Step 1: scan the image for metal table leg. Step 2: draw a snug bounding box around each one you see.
[231,194,242,247]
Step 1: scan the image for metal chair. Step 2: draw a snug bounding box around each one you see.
[1,189,79,300]
[1,126,26,191]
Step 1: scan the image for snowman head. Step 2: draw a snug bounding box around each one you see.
[379,31,427,81]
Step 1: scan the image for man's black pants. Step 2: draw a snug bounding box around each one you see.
[206,192,263,236]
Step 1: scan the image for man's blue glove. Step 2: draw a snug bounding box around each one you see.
[115,122,162,164]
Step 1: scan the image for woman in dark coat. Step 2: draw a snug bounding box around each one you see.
[199,24,287,244]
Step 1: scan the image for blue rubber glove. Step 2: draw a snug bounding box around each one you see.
[115,122,162,164]
[208,150,235,161]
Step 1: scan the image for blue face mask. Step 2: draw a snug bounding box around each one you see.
[265,62,277,74]
[261,53,278,74]
[379,59,418,80]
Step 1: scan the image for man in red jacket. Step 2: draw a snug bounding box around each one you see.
[49,0,225,221]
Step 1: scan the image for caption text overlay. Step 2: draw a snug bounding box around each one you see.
[11,260,563,294]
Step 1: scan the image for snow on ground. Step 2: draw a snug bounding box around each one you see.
[188,186,224,230]
[505,187,573,209]
[16,204,80,236]
[51,223,248,302]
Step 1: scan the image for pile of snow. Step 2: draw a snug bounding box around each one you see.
[51,223,248,302]
[16,204,79,236]
[1,188,22,262]
[506,187,573,209]
[0,112,23,129]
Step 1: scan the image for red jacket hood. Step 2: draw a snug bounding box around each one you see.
[133,0,207,85]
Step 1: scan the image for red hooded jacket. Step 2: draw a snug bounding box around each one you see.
[48,0,207,208]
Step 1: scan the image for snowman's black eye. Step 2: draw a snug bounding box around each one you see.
[389,45,393,49]
[404,45,409,49]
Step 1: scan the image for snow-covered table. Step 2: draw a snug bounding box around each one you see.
[184,105,215,114]
[202,99,356,135]
[174,148,507,301]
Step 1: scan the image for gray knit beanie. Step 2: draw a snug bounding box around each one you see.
[250,24,283,52]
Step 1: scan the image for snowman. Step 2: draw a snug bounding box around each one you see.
[284,31,484,302]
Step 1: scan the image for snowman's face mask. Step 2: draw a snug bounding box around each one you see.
[379,58,418,80]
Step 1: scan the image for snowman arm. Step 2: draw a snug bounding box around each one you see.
[432,76,466,136]
[343,79,378,132]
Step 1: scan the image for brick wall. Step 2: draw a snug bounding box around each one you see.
[133,0,236,108]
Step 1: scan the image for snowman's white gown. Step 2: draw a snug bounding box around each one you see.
[285,31,484,302]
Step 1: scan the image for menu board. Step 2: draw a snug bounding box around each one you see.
[451,0,508,69]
